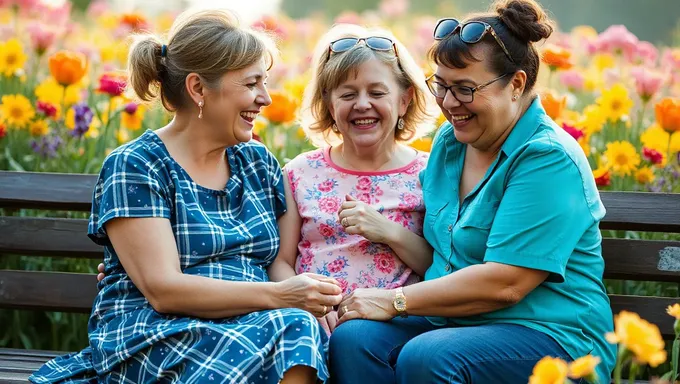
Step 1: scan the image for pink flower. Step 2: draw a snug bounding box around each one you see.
[662,49,680,85]
[327,258,346,273]
[356,176,372,191]
[632,41,658,66]
[562,123,584,141]
[559,69,585,91]
[334,11,361,24]
[318,197,340,213]
[298,253,313,273]
[379,0,408,18]
[356,193,371,204]
[400,193,420,210]
[98,73,127,97]
[374,253,396,274]
[27,23,56,56]
[307,151,323,160]
[251,15,287,40]
[318,179,335,193]
[318,224,335,238]
[593,25,638,58]
[300,239,311,249]
[86,0,109,18]
[336,278,349,293]
[631,67,665,102]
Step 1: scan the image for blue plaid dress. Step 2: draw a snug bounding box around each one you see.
[30,130,329,384]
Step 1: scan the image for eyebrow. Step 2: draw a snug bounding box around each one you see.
[434,74,476,86]
[337,82,390,90]
[244,73,267,81]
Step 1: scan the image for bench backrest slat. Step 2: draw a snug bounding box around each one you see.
[0,171,96,212]
[0,217,101,259]
[0,271,96,313]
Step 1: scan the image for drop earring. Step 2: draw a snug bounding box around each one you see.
[397,117,405,130]
[198,100,204,119]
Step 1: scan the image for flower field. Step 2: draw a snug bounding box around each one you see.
[0,0,678,381]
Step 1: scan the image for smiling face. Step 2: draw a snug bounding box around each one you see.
[433,45,525,151]
[202,58,272,145]
[328,58,412,150]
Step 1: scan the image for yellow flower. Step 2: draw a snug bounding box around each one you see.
[635,167,655,184]
[571,25,598,39]
[121,103,146,131]
[597,84,634,123]
[641,124,680,159]
[28,120,50,137]
[117,129,130,144]
[593,53,616,71]
[568,355,600,381]
[603,141,640,176]
[253,118,267,135]
[577,104,606,134]
[409,137,433,152]
[283,74,310,104]
[529,356,568,384]
[0,39,28,77]
[667,303,680,320]
[583,69,604,92]
[0,94,35,129]
[605,311,667,367]
[35,77,82,108]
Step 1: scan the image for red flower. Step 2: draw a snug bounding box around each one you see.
[642,147,664,165]
[593,168,611,187]
[36,101,57,118]
[97,73,127,97]
[374,253,396,274]
[300,239,311,249]
[0,123,6,139]
[318,224,335,238]
[318,197,340,213]
[400,193,419,210]
[562,122,585,141]
[318,179,335,193]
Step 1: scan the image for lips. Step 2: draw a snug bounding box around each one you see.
[240,111,258,122]
[451,114,474,122]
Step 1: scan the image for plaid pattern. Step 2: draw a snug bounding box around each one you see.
[30,130,329,383]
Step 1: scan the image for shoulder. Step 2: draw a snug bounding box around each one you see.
[101,131,166,176]
[283,148,326,172]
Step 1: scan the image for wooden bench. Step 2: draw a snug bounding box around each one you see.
[0,170,679,382]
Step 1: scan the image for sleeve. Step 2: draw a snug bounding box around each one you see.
[88,149,171,246]
[263,148,287,218]
[483,144,596,283]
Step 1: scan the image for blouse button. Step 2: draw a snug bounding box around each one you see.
[444,264,451,271]
[447,224,453,232]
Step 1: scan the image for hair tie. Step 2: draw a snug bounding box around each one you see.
[161,44,167,57]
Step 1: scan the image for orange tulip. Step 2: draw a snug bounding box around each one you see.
[262,90,298,124]
[654,97,680,133]
[541,44,573,71]
[48,51,87,87]
[541,90,566,120]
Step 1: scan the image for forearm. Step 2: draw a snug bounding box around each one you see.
[148,273,282,318]
[267,258,298,282]
[384,222,433,276]
[402,263,525,317]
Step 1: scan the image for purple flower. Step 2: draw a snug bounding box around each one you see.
[31,135,63,158]
[124,102,138,115]
[71,102,93,138]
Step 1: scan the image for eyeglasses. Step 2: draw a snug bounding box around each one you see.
[425,73,510,103]
[433,18,515,64]
[328,36,399,60]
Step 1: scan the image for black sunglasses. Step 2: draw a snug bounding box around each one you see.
[433,18,515,64]
[425,73,511,103]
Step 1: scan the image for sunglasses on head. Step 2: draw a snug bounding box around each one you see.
[327,36,399,59]
[433,18,515,64]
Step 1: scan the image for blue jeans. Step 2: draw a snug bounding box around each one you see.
[329,316,579,384]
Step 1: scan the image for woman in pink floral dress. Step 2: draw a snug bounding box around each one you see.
[267,24,440,334]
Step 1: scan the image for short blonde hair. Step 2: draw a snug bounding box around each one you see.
[300,24,439,147]
[127,9,277,111]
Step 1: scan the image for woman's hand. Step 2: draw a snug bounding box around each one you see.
[336,288,397,326]
[338,195,396,243]
[317,310,339,335]
[97,263,105,282]
[275,273,343,317]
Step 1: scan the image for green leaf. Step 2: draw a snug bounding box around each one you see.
[18,331,33,350]
[4,146,25,171]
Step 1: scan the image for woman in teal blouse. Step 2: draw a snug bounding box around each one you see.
[329,0,616,383]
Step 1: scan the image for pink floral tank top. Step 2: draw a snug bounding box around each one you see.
[284,147,429,294]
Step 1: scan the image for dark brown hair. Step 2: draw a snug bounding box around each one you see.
[428,0,554,94]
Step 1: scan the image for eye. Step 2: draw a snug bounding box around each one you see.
[370,91,387,97]
[455,86,473,96]
[340,93,355,100]
[246,82,257,89]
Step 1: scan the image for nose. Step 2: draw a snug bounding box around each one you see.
[353,92,371,111]
[258,88,272,107]
[441,89,461,110]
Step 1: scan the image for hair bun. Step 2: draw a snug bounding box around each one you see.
[495,0,554,43]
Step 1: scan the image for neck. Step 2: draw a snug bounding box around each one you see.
[337,139,399,172]
[159,112,229,167]
[472,98,532,157]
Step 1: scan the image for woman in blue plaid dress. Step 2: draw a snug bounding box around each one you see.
[30,9,342,384]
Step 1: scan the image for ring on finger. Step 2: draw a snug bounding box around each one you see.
[342,217,349,227]
[322,305,327,315]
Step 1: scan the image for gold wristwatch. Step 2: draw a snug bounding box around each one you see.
[393,287,408,317]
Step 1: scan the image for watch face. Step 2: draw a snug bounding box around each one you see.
[395,297,406,309]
